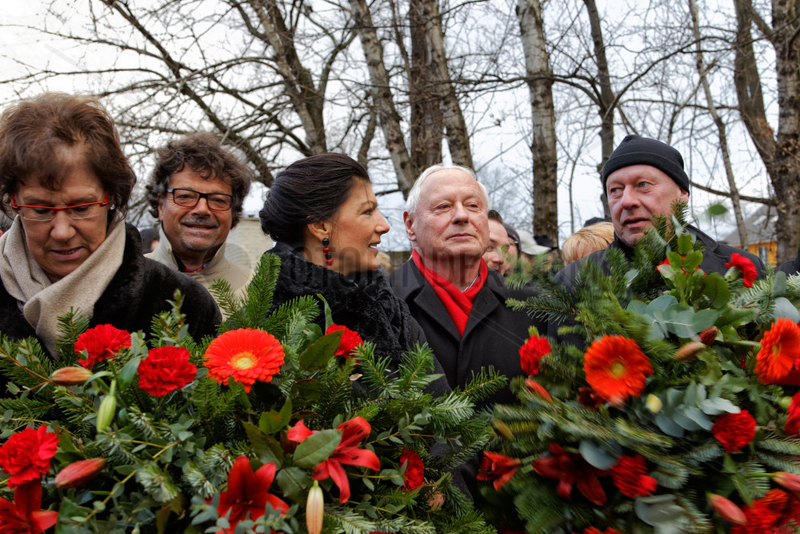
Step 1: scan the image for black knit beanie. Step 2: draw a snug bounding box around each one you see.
[601,135,690,195]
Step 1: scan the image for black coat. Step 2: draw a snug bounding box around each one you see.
[268,243,451,396]
[549,225,766,339]
[390,260,543,407]
[776,246,800,276]
[0,223,221,352]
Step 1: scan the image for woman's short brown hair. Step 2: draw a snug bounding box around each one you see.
[562,221,615,266]
[0,93,136,220]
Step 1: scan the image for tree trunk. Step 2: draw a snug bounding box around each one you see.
[689,0,748,249]
[732,0,800,263]
[248,0,327,155]
[422,0,474,169]
[408,0,444,171]
[517,0,559,245]
[350,0,417,196]
[582,0,614,219]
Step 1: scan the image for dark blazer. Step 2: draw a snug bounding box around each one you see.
[0,223,221,354]
[390,259,543,407]
[776,246,800,277]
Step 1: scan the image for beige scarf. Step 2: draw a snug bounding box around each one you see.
[0,214,126,355]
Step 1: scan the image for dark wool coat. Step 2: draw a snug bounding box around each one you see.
[0,224,221,352]
[268,243,451,396]
[549,225,766,340]
[390,259,543,408]
[776,246,800,277]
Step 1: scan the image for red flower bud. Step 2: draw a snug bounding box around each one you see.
[673,341,706,362]
[524,379,552,403]
[698,327,718,346]
[306,481,324,534]
[50,366,93,386]
[707,493,746,525]
[56,458,107,489]
[773,472,800,494]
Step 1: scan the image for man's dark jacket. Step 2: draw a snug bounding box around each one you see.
[549,225,765,338]
[0,224,221,352]
[390,259,543,407]
[776,246,800,277]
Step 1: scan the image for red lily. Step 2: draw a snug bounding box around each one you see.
[476,451,522,491]
[217,456,288,533]
[288,417,380,503]
[0,480,58,534]
[531,443,609,505]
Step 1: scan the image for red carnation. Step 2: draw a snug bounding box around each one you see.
[610,454,657,498]
[399,448,425,491]
[725,253,758,288]
[326,325,364,358]
[138,346,197,397]
[519,334,551,376]
[75,324,131,369]
[786,392,800,436]
[712,410,756,453]
[730,498,780,534]
[0,427,59,488]
[477,451,521,491]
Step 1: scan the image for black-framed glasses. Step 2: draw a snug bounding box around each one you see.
[11,191,109,222]
[167,188,233,211]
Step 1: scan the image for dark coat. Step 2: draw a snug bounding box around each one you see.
[390,259,543,407]
[549,225,766,339]
[776,247,800,276]
[268,243,450,396]
[0,223,221,352]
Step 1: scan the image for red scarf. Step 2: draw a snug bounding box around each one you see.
[412,250,487,335]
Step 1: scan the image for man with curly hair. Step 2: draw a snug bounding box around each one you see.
[146,133,253,314]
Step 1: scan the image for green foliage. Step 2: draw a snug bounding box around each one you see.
[481,205,800,533]
[0,253,494,533]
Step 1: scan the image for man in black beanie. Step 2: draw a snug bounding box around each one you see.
[550,135,764,338]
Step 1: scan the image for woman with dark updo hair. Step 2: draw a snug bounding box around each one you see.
[259,154,447,392]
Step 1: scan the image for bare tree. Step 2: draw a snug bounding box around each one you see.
[733,0,800,262]
[517,0,559,246]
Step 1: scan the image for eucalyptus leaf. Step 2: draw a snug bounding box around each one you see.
[773,271,788,297]
[117,357,141,390]
[579,440,618,470]
[773,297,800,322]
[293,429,342,469]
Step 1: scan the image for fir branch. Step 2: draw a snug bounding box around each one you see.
[54,308,90,361]
[235,253,281,330]
[457,368,507,403]
[208,278,244,328]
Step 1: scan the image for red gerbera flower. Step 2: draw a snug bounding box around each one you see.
[326,325,364,358]
[610,454,657,498]
[531,443,609,505]
[138,346,197,397]
[477,451,522,491]
[583,336,653,405]
[755,318,800,383]
[725,253,758,288]
[204,329,285,393]
[0,427,59,488]
[0,480,58,534]
[287,417,380,503]
[74,324,131,369]
[519,334,551,376]
[216,456,288,533]
[399,448,425,491]
[712,410,756,453]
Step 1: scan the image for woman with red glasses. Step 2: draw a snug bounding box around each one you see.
[0,93,220,360]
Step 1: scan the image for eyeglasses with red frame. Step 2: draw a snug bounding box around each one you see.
[11,191,109,222]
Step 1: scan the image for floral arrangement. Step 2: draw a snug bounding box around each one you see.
[0,255,498,533]
[481,208,800,534]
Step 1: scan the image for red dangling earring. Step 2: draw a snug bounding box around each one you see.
[322,237,333,265]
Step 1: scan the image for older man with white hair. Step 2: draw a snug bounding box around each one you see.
[390,164,542,407]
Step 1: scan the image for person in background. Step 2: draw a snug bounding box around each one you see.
[0,93,220,359]
[517,229,550,265]
[561,221,615,266]
[504,223,521,259]
[483,209,510,274]
[145,133,253,315]
[258,153,449,394]
[390,164,543,407]
[139,226,160,254]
